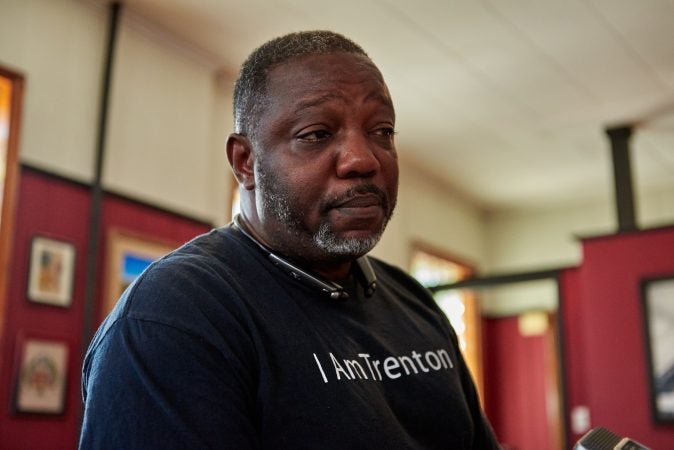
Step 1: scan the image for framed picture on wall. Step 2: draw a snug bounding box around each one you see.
[103,229,176,318]
[12,334,69,415]
[27,236,76,307]
[641,275,674,423]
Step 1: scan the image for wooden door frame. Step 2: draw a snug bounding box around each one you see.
[0,65,25,358]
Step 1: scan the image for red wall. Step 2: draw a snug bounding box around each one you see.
[0,169,211,449]
[0,170,90,450]
[559,267,587,445]
[561,227,674,448]
[484,316,553,450]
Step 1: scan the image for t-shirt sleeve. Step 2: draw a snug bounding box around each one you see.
[79,258,260,450]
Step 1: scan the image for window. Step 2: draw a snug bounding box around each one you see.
[410,246,483,397]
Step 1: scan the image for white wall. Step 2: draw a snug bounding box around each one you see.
[372,158,488,271]
[638,185,674,229]
[0,0,106,182]
[0,0,233,224]
[103,12,232,223]
[480,279,559,317]
[484,199,614,273]
[485,184,674,275]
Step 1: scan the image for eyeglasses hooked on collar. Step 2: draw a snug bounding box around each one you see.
[232,215,377,300]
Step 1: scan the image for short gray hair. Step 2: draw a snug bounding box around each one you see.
[233,30,370,138]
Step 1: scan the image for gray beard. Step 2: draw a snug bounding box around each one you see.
[257,163,389,258]
[313,221,383,256]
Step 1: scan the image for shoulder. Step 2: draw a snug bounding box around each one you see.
[93,227,255,345]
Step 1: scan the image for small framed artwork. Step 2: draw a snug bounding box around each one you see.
[27,236,76,307]
[12,335,69,415]
[641,275,674,423]
[103,229,176,318]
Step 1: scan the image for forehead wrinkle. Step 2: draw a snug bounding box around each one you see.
[290,89,394,117]
[293,93,342,112]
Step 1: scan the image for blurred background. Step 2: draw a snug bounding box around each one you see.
[1,1,674,448]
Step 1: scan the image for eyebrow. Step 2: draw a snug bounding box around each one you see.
[364,91,395,111]
[294,91,394,114]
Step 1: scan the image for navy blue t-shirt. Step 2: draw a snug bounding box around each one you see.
[79,226,499,449]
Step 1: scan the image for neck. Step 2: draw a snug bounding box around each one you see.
[234,214,352,281]
[309,260,352,281]
[233,214,377,300]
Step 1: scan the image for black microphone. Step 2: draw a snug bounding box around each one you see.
[574,427,650,450]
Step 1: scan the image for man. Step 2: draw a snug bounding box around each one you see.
[79,31,499,449]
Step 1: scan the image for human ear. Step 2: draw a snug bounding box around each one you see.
[226,133,255,190]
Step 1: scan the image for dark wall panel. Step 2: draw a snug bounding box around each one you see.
[0,169,212,449]
[562,227,674,448]
[0,170,91,449]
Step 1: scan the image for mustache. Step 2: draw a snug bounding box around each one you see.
[321,184,390,212]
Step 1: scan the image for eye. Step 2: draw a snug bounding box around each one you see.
[371,127,397,139]
[296,129,333,142]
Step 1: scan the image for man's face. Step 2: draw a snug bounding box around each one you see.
[251,52,399,265]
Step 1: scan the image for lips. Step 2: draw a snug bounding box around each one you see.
[334,193,382,209]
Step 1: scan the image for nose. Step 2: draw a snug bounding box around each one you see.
[335,132,380,179]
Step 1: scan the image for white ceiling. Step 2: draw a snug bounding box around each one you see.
[110,0,674,212]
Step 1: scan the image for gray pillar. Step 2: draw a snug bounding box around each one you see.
[605,126,637,233]
[82,2,122,349]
